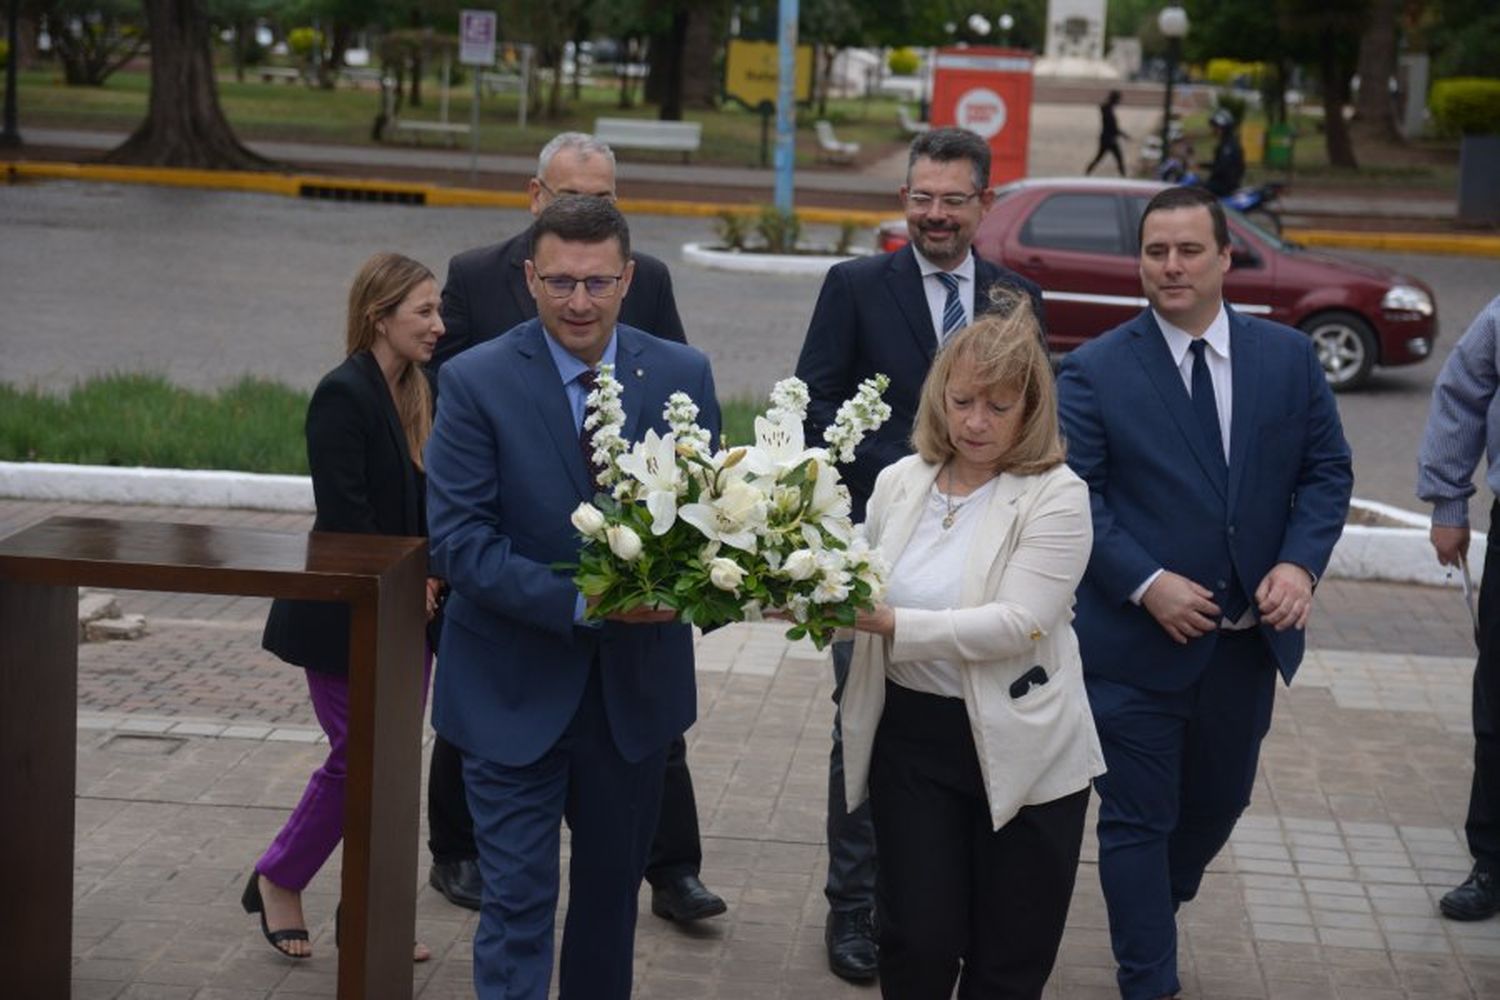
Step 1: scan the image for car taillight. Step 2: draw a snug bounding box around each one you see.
[878,229,909,253]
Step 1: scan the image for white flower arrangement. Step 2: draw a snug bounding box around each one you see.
[570,371,891,648]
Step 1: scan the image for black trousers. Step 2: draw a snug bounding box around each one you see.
[429,730,703,883]
[869,681,1089,1000]
[1086,139,1126,176]
[1469,501,1500,868]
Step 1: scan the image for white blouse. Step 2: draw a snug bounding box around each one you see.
[885,476,1000,698]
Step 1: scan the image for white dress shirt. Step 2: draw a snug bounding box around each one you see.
[912,246,977,345]
[1129,303,1255,628]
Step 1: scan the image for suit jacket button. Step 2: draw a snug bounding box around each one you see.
[1227,525,1236,536]
[1216,579,1228,589]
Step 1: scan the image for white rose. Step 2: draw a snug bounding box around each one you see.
[708,556,746,592]
[605,524,643,562]
[570,502,607,538]
[782,549,818,581]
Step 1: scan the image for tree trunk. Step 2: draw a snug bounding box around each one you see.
[1353,0,1398,139]
[682,6,717,109]
[546,44,564,118]
[232,18,249,83]
[320,22,351,90]
[1320,28,1358,169]
[655,12,687,121]
[104,0,271,169]
[409,49,423,107]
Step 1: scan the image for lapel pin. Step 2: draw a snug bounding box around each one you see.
[634,367,645,378]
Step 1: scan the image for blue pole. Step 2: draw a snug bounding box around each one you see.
[774,0,798,213]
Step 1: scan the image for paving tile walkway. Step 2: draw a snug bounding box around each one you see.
[3,497,1498,998]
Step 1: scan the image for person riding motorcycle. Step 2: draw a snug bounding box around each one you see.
[1202,108,1245,197]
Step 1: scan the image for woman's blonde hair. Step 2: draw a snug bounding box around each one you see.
[911,289,1065,476]
[346,252,436,470]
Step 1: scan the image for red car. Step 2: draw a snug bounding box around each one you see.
[878,178,1437,390]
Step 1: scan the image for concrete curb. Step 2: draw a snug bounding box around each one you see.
[15,159,1496,253]
[681,241,866,276]
[1,461,1485,587]
[0,461,313,512]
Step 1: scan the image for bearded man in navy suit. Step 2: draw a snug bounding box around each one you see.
[426,196,720,999]
[1057,185,1352,1000]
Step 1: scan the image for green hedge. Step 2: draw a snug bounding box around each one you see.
[1430,77,1500,136]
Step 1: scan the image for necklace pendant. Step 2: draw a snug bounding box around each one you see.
[941,511,956,530]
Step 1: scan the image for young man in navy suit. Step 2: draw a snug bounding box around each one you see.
[425,132,724,928]
[1057,186,1352,999]
[793,126,1043,981]
[425,196,721,999]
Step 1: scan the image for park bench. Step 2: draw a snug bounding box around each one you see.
[258,66,303,85]
[339,66,384,89]
[593,117,702,162]
[897,104,930,136]
[814,119,860,165]
[380,80,470,147]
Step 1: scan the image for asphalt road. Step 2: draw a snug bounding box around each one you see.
[2,180,1494,515]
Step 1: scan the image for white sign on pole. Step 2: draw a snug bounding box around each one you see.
[459,10,497,67]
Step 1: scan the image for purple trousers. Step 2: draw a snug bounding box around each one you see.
[256,650,433,891]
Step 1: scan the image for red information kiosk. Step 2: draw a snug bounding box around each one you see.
[929,47,1035,186]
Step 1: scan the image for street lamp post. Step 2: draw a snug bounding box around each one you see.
[1158,6,1189,165]
[1,0,21,148]
[998,13,1014,46]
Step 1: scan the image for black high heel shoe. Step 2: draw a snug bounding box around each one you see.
[241,870,311,959]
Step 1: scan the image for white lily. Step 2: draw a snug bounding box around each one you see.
[615,429,682,535]
[679,478,768,552]
[744,412,821,477]
[806,461,853,543]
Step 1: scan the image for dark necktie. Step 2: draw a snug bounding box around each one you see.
[576,368,603,491]
[935,271,966,342]
[1189,339,1249,621]
[1189,340,1226,467]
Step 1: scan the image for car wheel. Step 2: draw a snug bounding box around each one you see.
[1301,311,1377,391]
[1246,207,1282,236]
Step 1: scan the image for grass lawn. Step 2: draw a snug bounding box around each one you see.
[13,67,912,170]
[0,374,765,474]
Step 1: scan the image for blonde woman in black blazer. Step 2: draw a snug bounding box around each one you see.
[242,252,445,961]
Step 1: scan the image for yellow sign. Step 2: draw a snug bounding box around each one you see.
[725,39,813,110]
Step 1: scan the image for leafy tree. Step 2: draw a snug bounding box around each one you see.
[39,0,145,86]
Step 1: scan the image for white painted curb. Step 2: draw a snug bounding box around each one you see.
[681,241,866,276]
[0,462,1486,587]
[0,461,314,513]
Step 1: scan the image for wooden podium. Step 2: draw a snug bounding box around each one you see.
[0,516,429,1000]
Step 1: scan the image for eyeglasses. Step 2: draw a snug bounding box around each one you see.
[905,190,983,210]
[536,178,617,203]
[535,273,625,299]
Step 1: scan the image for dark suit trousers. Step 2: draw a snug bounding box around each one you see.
[1467,501,1500,868]
[461,660,668,1000]
[869,681,1088,1000]
[1086,630,1276,1000]
[827,639,879,912]
[431,732,702,883]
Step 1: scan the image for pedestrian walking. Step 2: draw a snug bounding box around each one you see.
[1086,90,1129,176]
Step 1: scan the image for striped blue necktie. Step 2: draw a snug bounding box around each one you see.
[936,271,966,342]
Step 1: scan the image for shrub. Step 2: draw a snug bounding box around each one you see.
[1430,77,1500,136]
[0,40,9,70]
[756,206,802,254]
[713,209,752,251]
[834,219,861,256]
[287,27,323,60]
[888,47,919,77]
[1205,59,1264,89]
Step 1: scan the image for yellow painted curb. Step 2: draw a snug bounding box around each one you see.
[9,160,1495,252]
[3,158,895,227]
[1284,228,1500,258]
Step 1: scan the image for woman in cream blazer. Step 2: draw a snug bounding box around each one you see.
[840,294,1105,998]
